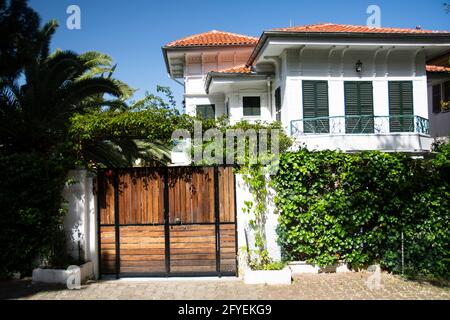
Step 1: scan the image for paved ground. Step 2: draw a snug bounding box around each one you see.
[1,272,449,300]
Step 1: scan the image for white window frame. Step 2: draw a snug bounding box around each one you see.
[240,93,264,120]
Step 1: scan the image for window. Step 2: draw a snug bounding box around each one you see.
[225,99,229,117]
[344,81,374,134]
[432,81,450,114]
[243,96,261,116]
[302,81,329,133]
[432,84,442,114]
[196,104,215,119]
[275,87,282,122]
[388,81,414,132]
[443,81,450,102]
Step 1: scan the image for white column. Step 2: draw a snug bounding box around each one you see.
[229,94,242,124]
[413,76,429,119]
[63,170,98,279]
[283,77,302,134]
[328,80,345,134]
[373,80,389,133]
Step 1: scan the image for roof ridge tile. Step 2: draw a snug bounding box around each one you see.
[165,30,258,48]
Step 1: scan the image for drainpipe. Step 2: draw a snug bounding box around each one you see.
[169,75,185,88]
[168,75,186,109]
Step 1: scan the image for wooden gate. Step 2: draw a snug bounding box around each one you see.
[97,166,237,277]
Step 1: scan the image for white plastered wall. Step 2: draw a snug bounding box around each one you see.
[62,170,99,279]
[235,174,281,269]
[184,47,253,119]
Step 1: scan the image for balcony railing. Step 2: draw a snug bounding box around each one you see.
[290,115,429,137]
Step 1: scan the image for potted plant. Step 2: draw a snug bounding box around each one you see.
[32,224,93,285]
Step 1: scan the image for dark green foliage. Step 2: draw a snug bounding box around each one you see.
[0,0,41,81]
[0,0,136,276]
[0,152,69,276]
[273,146,449,279]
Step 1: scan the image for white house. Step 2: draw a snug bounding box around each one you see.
[426,53,450,138]
[163,23,450,152]
[57,24,450,281]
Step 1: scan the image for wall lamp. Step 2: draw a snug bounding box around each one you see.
[355,60,363,73]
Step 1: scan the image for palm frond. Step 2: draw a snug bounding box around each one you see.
[37,19,58,61]
[81,98,128,111]
[113,79,136,100]
[136,140,172,164]
[82,141,133,168]
[58,77,122,110]
[43,50,84,93]
[79,51,113,69]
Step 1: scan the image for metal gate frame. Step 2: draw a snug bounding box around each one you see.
[97,165,238,278]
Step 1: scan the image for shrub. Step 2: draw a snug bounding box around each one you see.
[0,152,69,277]
[273,147,449,279]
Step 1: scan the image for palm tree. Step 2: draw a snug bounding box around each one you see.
[1,1,176,168]
[1,19,128,150]
[0,13,150,169]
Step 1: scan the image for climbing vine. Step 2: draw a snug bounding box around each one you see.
[240,164,271,269]
[236,128,292,270]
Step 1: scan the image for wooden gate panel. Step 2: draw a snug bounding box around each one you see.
[219,167,235,223]
[168,168,215,224]
[119,226,165,273]
[98,175,115,225]
[117,170,164,225]
[98,167,237,277]
[100,226,116,274]
[220,224,237,273]
[170,225,216,273]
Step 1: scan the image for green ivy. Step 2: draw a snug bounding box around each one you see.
[273,147,450,279]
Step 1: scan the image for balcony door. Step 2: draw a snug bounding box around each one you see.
[344,81,374,134]
[302,81,329,133]
[388,81,414,132]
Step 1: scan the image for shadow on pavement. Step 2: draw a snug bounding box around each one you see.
[0,279,79,300]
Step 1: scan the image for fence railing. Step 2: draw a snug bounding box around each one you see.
[290,115,430,137]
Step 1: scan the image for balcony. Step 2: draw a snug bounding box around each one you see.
[290,115,432,152]
[291,115,429,136]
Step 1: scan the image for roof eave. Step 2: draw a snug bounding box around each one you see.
[247,30,450,65]
[161,46,171,76]
[205,72,266,94]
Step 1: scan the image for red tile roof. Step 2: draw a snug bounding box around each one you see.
[215,65,253,74]
[426,65,450,72]
[166,30,258,47]
[273,23,449,34]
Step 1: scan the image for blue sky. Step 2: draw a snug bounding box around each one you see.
[29,0,450,106]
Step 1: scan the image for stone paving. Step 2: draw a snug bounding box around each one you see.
[1,272,449,300]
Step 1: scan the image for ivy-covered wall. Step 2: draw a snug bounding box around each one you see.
[272,142,450,279]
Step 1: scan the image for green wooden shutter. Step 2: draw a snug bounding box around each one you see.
[302,81,329,133]
[389,81,413,132]
[344,81,374,133]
